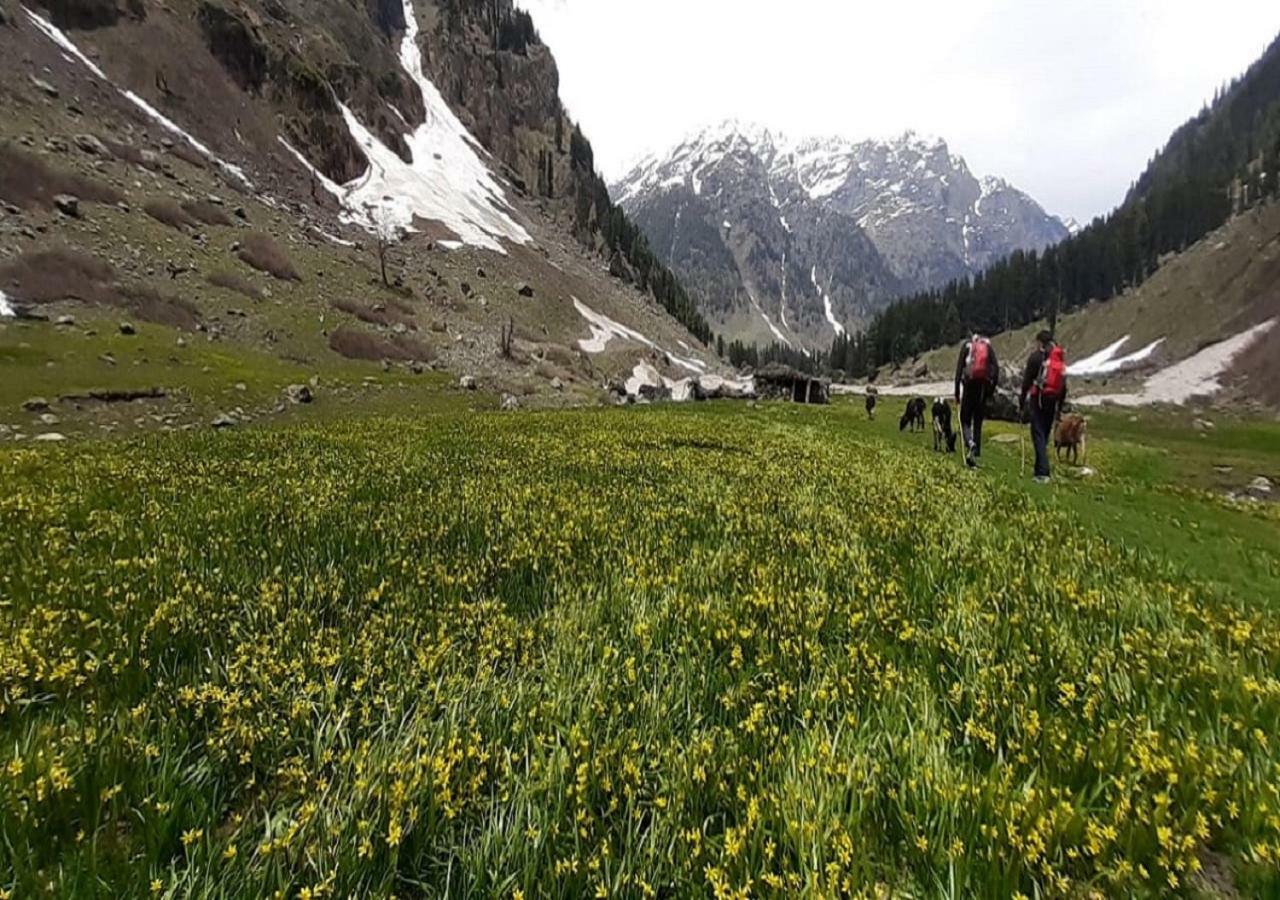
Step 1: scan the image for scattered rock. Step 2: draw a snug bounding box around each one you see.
[476,266,487,278]
[39,413,60,425]
[233,206,248,220]
[284,383,313,404]
[1192,418,1216,432]
[22,397,50,413]
[176,337,187,348]
[53,194,80,218]
[1249,476,1273,496]
[74,133,108,156]
[500,393,519,411]
[45,136,70,154]
[29,74,59,98]
[234,382,247,392]
[515,282,534,298]
[211,413,237,429]
[1214,465,1234,475]
[459,375,477,391]
[55,315,76,327]
[34,432,67,442]
[460,281,472,297]
[550,376,564,392]
[119,321,136,335]
[409,361,425,374]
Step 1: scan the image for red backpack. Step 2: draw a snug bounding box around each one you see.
[964,338,993,383]
[1037,345,1067,399]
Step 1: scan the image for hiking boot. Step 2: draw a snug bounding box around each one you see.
[1033,475,1051,484]
[965,453,978,470]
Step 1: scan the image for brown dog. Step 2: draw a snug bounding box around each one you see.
[1054,414,1088,465]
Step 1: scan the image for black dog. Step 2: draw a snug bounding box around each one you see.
[932,399,958,453]
[899,398,926,432]
[865,392,877,420]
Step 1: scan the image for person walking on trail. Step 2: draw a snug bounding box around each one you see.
[954,333,1000,469]
[1020,329,1069,484]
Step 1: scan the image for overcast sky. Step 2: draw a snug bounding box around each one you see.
[516,0,1280,223]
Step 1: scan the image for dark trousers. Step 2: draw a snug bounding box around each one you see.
[1030,397,1059,478]
[959,384,987,458]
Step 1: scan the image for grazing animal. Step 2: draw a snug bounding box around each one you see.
[1054,413,1088,465]
[932,399,957,453]
[899,398,926,432]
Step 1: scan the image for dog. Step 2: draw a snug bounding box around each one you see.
[899,398,926,432]
[932,399,958,453]
[1054,413,1088,465]
[865,391,877,420]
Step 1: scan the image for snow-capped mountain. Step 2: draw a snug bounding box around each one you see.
[612,121,1070,349]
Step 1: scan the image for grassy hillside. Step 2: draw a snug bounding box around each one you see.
[906,198,1280,400]
[2,400,1279,897]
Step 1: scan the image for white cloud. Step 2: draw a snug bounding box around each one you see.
[517,0,1280,222]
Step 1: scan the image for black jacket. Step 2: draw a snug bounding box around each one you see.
[954,339,1000,401]
[1021,346,1068,406]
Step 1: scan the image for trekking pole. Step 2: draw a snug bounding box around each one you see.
[1020,430,1026,478]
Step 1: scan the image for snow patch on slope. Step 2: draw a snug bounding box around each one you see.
[572,297,706,372]
[1076,319,1276,406]
[322,0,530,251]
[26,9,252,188]
[810,266,845,336]
[1068,335,1165,376]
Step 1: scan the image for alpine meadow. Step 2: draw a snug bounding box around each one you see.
[3,0,1280,897]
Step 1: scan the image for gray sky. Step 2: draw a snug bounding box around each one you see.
[517,0,1280,224]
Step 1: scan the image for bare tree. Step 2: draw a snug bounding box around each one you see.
[500,317,514,359]
[365,203,403,288]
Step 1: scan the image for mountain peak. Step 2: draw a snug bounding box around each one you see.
[611,123,1069,349]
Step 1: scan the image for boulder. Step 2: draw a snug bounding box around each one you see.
[22,397,50,412]
[284,383,313,404]
[1249,476,1273,497]
[211,413,237,429]
[34,432,67,442]
[53,194,80,218]
[55,315,76,327]
[29,75,59,98]
[608,251,637,284]
[693,373,756,401]
[550,376,564,392]
[500,393,520,411]
[119,321,136,335]
[74,133,107,156]
[515,282,534,298]
[986,387,1020,423]
[459,375,477,391]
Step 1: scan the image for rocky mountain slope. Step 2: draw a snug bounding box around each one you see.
[612,122,1068,349]
[0,0,720,441]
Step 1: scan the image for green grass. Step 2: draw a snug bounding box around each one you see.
[1,401,1278,898]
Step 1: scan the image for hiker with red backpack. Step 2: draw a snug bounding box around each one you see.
[1020,329,1068,484]
[954,333,1000,469]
